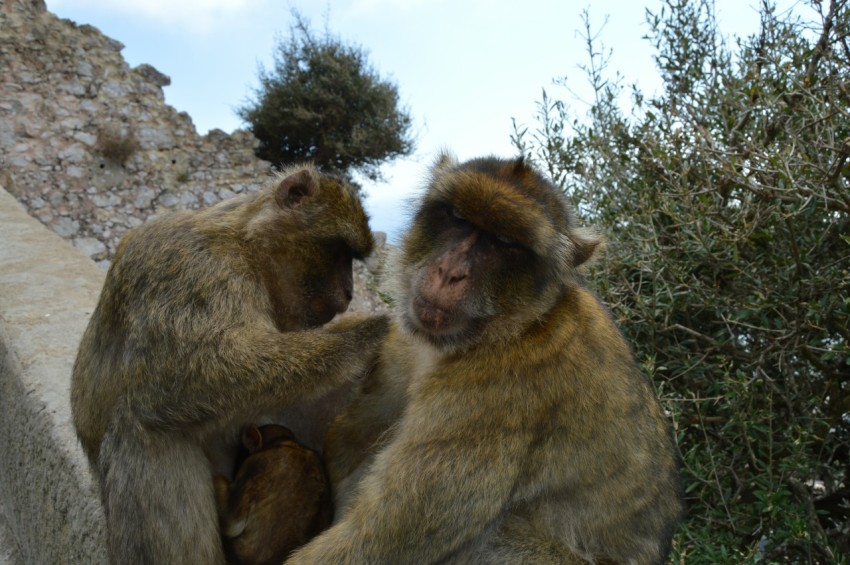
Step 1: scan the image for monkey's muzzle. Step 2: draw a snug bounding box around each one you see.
[412,295,461,336]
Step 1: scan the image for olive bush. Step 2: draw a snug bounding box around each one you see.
[239,13,413,182]
[514,1,849,561]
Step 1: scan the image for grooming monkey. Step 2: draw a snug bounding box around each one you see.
[288,154,684,564]
[214,424,332,565]
[71,165,388,565]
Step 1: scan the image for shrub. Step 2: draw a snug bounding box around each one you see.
[95,124,139,165]
[514,1,850,561]
[238,12,414,182]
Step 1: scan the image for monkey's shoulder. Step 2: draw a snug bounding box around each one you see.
[108,211,253,291]
[545,286,635,355]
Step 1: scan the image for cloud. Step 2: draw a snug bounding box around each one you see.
[48,0,262,34]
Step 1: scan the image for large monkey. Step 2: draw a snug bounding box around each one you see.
[287,154,684,564]
[70,165,388,564]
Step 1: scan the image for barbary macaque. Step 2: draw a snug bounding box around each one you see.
[214,424,332,565]
[71,165,388,564]
[288,154,684,564]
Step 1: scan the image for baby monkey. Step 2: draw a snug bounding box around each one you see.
[214,424,332,565]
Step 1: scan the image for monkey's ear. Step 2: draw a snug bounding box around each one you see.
[433,152,458,173]
[571,232,604,267]
[512,155,526,174]
[275,169,317,209]
[241,425,264,453]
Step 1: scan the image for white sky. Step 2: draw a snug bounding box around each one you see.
[46,0,797,241]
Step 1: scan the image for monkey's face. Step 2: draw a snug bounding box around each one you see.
[302,240,355,327]
[397,154,601,351]
[399,201,547,351]
[254,167,373,331]
[294,175,372,327]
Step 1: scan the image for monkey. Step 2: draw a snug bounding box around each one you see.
[286,154,684,564]
[70,164,389,565]
[213,424,332,565]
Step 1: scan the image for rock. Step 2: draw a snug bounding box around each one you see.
[0,0,271,264]
[52,216,79,237]
[133,186,155,209]
[133,64,170,87]
[73,236,107,259]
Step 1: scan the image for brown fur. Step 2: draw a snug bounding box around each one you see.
[214,425,332,565]
[70,165,388,565]
[287,154,683,564]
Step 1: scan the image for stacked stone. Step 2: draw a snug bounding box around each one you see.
[0,0,272,268]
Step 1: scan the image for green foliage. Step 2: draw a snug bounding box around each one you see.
[514,1,850,562]
[238,13,414,182]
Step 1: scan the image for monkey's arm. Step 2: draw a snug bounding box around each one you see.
[322,369,398,496]
[136,314,389,429]
[323,326,412,487]
[287,389,528,564]
[322,358,406,515]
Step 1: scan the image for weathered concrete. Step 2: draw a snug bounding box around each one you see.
[0,185,107,563]
[0,501,22,565]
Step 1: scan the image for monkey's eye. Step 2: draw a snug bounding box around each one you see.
[495,234,517,246]
[446,206,473,230]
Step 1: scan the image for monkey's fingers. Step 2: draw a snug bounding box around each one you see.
[222,514,248,539]
[325,312,389,336]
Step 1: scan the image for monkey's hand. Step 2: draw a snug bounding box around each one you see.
[304,313,390,392]
[325,312,389,337]
[323,313,390,375]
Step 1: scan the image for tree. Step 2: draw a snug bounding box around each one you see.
[238,13,414,182]
[514,0,849,562]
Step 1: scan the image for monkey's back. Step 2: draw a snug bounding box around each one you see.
[70,204,263,462]
[538,288,682,563]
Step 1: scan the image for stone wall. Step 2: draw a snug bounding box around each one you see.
[0,185,108,564]
[0,0,389,312]
[0,0,273,268]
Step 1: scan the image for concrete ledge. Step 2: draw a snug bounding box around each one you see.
[0,187,107,563]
